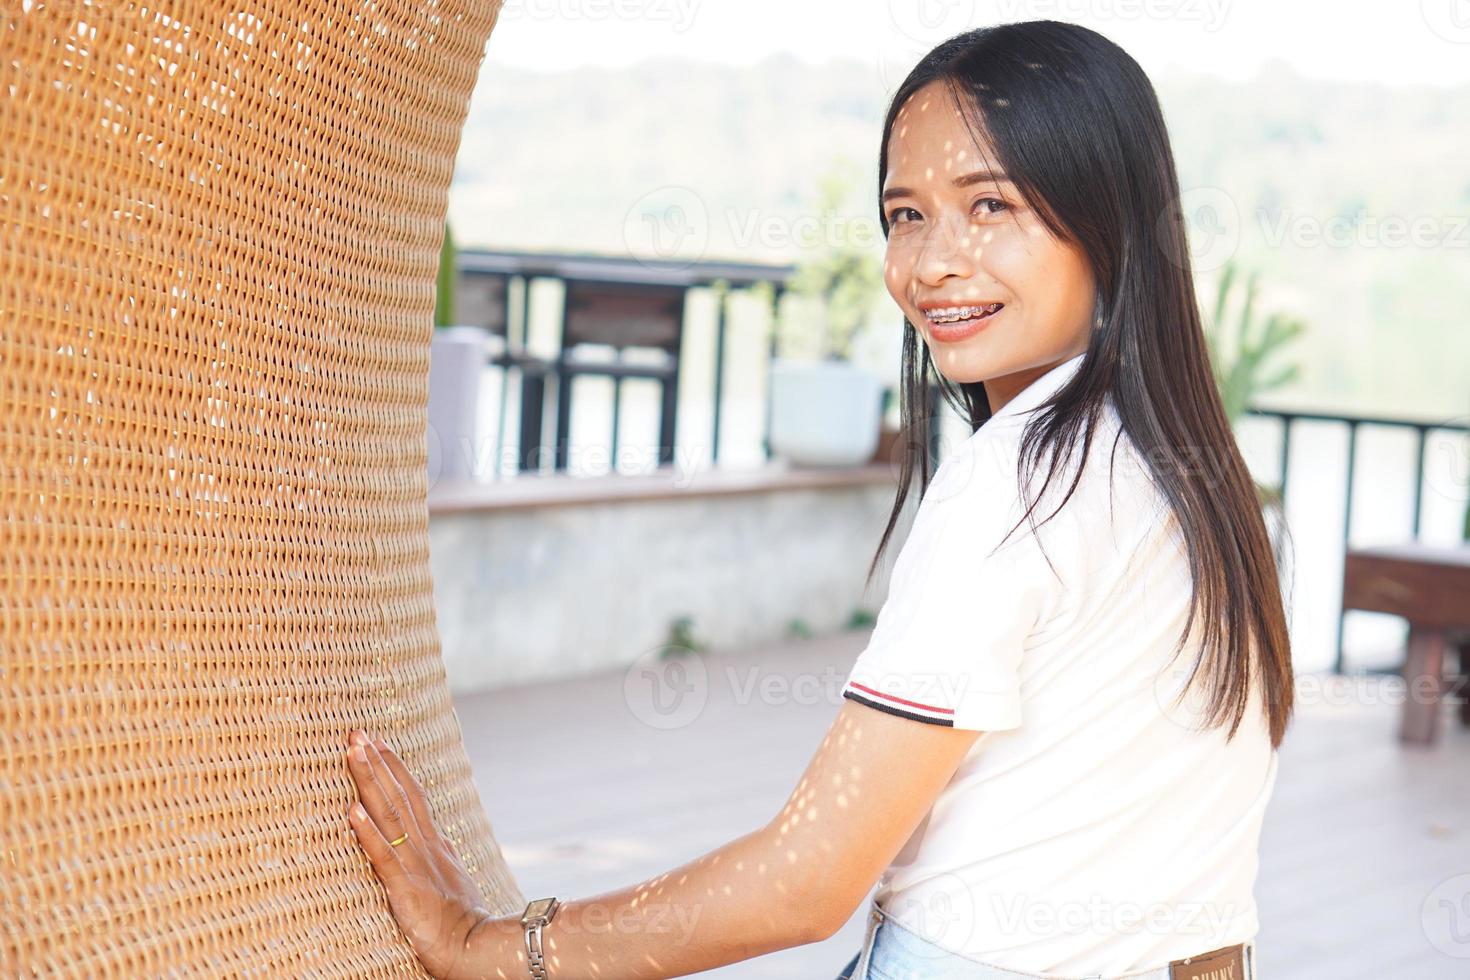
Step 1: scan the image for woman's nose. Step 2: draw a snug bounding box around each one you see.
[913,213,979,285]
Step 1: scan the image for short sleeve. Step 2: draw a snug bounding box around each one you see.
[842,436,1056,731]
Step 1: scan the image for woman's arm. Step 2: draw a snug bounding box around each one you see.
[461,822,828,978]
[347,699,985,979]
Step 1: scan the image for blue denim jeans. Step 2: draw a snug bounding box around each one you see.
[834,900,1259,980]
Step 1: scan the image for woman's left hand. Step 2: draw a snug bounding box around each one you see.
[345,729,495,980]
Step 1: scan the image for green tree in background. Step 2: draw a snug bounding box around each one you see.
[434,219,456,329]
[1205,259,1305,426]
[1203,259,1306,512]
[757,159,883,362]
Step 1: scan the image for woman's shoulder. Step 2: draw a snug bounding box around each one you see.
[933,399,1172,565]
[945,398,1147,500]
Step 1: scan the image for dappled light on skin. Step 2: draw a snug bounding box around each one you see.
[333,74,1095,980]
[343,721,839,977]
[763,699,986,956]
[761,704,898,911]
[533,830,818,978]
[343,699,981,977]
[339,694,985,977]
[881,79,1095,397]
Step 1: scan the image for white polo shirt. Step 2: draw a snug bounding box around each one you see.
[842,351,1278,975]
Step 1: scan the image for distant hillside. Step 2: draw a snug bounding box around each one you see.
[449,55,1470,420]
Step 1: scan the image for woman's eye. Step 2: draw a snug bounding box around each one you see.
[888,199,1007,226]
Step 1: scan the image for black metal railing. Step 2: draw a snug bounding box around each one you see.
[1243,407,1469,674]
[454,252,1469,679]
[455,249,794,476]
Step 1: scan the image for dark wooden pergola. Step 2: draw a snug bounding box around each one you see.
[455,248,797,474]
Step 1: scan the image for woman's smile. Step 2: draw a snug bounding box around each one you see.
[880,78,1097,390]
[918,301,1007,343]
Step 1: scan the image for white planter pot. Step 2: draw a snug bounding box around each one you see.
[768,359,883,467]
[427,325,492,488]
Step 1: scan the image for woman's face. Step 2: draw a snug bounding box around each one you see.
[881,79,1097,410]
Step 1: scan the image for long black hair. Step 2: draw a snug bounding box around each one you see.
[867,20,1294,748]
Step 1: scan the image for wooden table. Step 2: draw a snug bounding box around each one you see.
[1341,543,1470,745]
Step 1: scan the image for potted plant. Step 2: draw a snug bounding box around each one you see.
[1203,258,1306,562]
[427,219,494,487]
[758,163,886,467]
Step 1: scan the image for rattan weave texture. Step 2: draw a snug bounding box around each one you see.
[1,1,523,974]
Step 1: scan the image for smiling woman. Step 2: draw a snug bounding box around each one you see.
[1,4,1292,977]
[838,18,1293,980]
[335,17,1293,980]
[342,708,995,979]
[879,150,1096,366]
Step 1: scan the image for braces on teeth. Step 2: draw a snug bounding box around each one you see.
[927,303,1003,323]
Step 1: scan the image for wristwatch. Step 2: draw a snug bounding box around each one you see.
[520,897,560,979]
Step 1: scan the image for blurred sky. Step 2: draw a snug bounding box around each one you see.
[485,0,1470,86]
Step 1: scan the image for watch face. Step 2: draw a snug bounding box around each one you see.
[523,898,557,925]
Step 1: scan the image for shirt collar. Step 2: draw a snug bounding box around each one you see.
[989,351,1087,421]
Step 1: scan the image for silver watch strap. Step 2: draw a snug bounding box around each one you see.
[526,922,549,980]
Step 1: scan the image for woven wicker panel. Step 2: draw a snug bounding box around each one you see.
[0,1,524,974]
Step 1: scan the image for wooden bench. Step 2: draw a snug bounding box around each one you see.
[1341,543,1470,745]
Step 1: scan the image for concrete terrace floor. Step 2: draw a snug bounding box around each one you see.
[454,630,1470,980]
